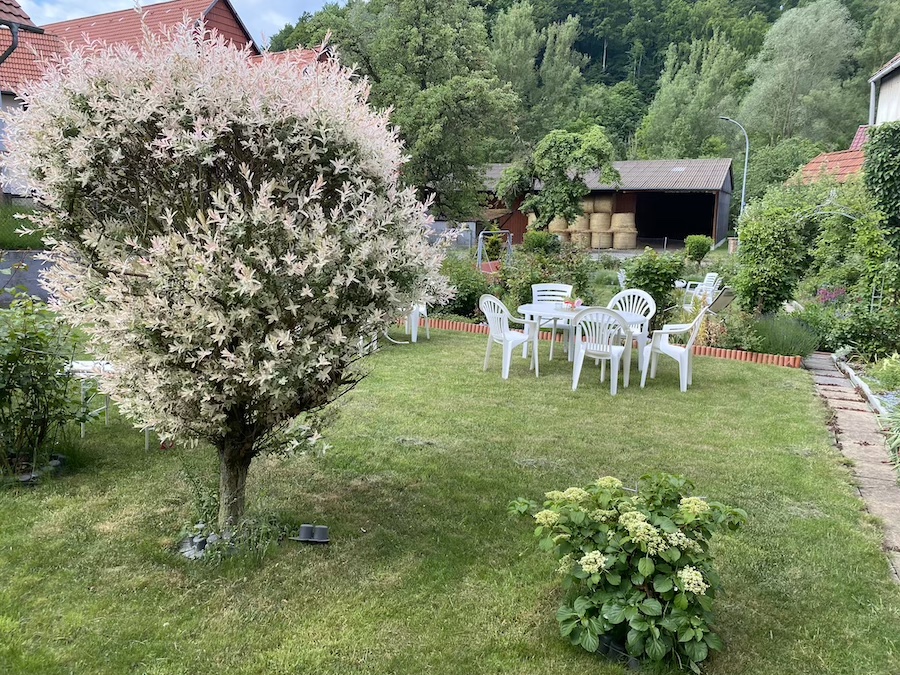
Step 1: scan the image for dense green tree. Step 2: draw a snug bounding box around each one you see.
[634,33,746,158]
[490,3,588,146]
[573,81,645,154]
[271,0,515,221]
[738,0,863,147]
[860,0,900,76]
[745,137,823,203]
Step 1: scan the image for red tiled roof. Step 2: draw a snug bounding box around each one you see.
[0,30,63,94]
[800,150,865,184]
[849,125,870,151]
[43,0,254,52]
[0,0,34,26]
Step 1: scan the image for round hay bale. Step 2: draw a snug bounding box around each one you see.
[549,216,567,232]
[557,230,571,242]
[596,231,613,249]
[580,198,594,214]
[589,212,611,232]
[572,215,590,231]
[610,212,636,231]
[572,231,591,249]
[612,230,637,250]
[594,195,614,213]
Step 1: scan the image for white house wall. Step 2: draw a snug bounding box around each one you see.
[877,73,900,124]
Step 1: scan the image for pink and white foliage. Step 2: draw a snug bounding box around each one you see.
[2,23,452,447]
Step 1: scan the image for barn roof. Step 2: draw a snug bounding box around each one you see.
[871,51,900,83]
[484,158,733,193]
[800,150,865,184]
[43,0,258,53]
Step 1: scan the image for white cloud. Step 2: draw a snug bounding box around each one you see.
[18,0,326,45]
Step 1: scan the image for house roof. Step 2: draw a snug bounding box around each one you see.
[871,51,900,83]
[0,0,34,26]
[43,0,258,53]
[484,158,733,193]
[0,29,63,94]
[800,150,865,184]
[849,125,870,151]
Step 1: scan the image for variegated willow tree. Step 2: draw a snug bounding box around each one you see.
[3,24,451,528]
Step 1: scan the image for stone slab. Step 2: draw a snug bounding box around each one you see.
[857,481,900,551]
[829,399,873,412]
[813,374,854,388]
[819,388,866,403]
[832,408,883,433]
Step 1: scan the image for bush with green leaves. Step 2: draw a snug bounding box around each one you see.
[752,314,819,356]
[697,306,761,353]
[511,473,746,672]
[684,235,713,265]
[500,242,595,308]
[824,302,900,361]
[868,353,900,392]
[521,230,561,255]
[438,254,490,317]
[0,291,84,474]
[865,121,900,239]
[623,249,685,327]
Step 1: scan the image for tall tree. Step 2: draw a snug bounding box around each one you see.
[272,0,515,221]
[738,0,863,147]
[860,0,900,77]
[634,33,746,158]
[574,81,645,154]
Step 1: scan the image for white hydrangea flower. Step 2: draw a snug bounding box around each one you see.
[679,497,711,517]
[578,550,608,574]
[535,510,561,527]
[677,566,709,595]
[595,477,623,490]
[562,487,591,503]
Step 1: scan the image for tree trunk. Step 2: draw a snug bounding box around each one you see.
[218,444,254,530]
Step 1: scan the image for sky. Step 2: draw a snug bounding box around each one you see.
[18,0,330,46]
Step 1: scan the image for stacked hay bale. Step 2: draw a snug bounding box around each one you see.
[611,212,637,250]
[549,215,569,242]
[570,211,591,249]
[589,194,614,249]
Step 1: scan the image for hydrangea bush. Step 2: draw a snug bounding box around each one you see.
[511,473,746,672]
[2,24,451,527]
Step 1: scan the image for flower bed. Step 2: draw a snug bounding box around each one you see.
[413,319,804,367]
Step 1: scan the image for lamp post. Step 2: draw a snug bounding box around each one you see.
[719,116,749,217]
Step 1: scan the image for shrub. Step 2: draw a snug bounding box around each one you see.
[826,303,900,361]
[521,230,561,255]
[438,254,490,317]
[697,306,761,352]
[3,25,450,526]
[864,121,900,237]
[501,242,595,308]
[868,353,900,392]
[0,291,83,474]
[684,235,713,265]
[511,473,746,671]
[623,249,684,327]
[752,314,819,356]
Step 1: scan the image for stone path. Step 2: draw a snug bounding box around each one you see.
[804,352,900,581]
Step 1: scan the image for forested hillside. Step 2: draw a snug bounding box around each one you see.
[270,0,900,220]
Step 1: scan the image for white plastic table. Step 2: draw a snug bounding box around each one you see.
[517,303,644,363]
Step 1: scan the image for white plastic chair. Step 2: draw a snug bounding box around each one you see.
[531,283,573,359]
[405,304,430,343]
[683,273,721,310]
[607,289,656,371]
[571,308,631,395]
[480,294,539,379]
[640,307,708,392]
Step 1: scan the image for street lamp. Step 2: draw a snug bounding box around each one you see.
[719,116,749,218]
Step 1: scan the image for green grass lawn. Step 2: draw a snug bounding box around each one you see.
[2,330,899,674]
[0,203,42,250]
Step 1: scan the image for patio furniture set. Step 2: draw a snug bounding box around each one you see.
[479,280,733,394]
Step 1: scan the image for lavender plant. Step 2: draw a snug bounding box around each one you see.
[2,24,451,527]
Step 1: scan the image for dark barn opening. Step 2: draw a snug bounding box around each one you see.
[636,192,717,241]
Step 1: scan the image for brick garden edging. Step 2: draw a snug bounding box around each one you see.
[420,319,803,368]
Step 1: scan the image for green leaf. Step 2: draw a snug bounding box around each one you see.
[573,596,592,616]
[646,637,668,661]
[538,536,554,551]
[638,557,655,577]
[570,510,586,525]
[653,575,674,593]
[556,605,578,623]
[559,618,578,636]
[682,639,709,663]
[605,571,622,585]
[640,598,663,616]
[630,618,649,631]
[627,628,646,655]
[580,629,600,653]
[656,516,678,533]
[630,573,645,586]
[603,603,626,624]
[678,627,696,642]
[704,632,725,651]
[623,606,639,621]
[674,593,689,610]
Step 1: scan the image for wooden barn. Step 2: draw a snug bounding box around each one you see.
[483,158,734,248]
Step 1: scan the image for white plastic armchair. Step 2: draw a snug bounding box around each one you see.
[640,307,708,392]
[479,294,539,379]
[571,308,632,395]
[683,273,721,310]
[607,289,656,371]
[405,303,430,343]
[531,283,574,359]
